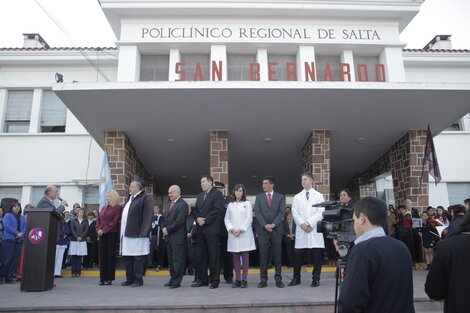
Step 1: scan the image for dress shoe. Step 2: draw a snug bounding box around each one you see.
[99,281,105,286]
[257,281,267,288]
[169,284,180,289]
[276,281,285,288]
[131,282,143,287]
[241,280,248,288]
[4,280,14,284]
[191,281,208,287]
[164,281,173,287]
[209,283,219,289]
[311,280,320,287]
[121,281,133,286]
[105,281,112,285]
[226,278,233,284]
[54,275,62,278]
[232,280,241,288]
[288,279,300,286]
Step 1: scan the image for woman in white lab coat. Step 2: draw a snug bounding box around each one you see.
[224,184,256,288]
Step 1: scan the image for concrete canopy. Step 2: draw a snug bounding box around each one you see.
[54,81,470,195]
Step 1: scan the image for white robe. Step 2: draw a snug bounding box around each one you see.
[292,188,325,249]
[120,196,149,256]
[224,200,256,253]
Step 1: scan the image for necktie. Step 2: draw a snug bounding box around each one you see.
[306,191,309,201]
[267,193,272,207]
[203,192,208,202]
[130,195,135,202]
[169,201,175,212]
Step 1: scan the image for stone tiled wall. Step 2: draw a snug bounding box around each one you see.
[302,130,331,200]
[355,130,428,210]
[209,130,229,192]
[104,131,153,202]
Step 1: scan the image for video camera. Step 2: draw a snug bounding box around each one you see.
[316,201,357,258]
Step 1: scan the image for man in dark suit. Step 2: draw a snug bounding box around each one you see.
[36,185,68,214]
[191,175,225,289]
[120,181,154,287]
[254,176,286,288]
[162,185,189,289]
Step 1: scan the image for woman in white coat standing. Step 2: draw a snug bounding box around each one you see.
[225,184,256,288]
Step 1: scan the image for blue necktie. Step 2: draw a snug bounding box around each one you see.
[306,191,309,201]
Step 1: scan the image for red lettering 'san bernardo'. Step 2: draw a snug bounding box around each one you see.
[174,61,386,82]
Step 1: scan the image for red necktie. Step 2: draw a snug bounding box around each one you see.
[169,201,175,212]
[267,193,272,207]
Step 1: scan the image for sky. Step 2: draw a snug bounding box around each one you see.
[0,0,469,49]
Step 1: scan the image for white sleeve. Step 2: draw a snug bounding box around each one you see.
[240,201,253,232]
[292,195,305,226]
[224,204,234,232]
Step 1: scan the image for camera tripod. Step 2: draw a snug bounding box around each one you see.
[333,259,348,313]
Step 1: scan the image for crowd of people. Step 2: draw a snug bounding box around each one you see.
[0,178,469,312]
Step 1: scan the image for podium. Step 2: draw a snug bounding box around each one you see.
[21,207,61,291]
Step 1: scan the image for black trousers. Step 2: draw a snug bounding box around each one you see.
[85,241,97,268]
[294,248,323,282]
[123,255,146,284]
[167,241,187,286]
[220,235,233,281]
[99,232,118,282]
[258,232,282,282]
[196,233,220,284]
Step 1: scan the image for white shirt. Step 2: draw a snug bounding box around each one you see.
[120,192,149,256]
[292,188,325,249]
[354,227,386,245]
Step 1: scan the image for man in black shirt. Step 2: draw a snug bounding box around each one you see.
[338,197,414,313]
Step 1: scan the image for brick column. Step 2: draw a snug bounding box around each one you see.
[104,131,153,202]
[389,130,428,211]
[302,130,331,200]
[209,130,229,192]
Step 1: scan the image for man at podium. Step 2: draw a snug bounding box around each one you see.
[36,185,68,214]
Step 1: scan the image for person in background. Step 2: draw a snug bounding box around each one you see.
[463,198,470,212]
[387,205,398,237]
[436,206,449,227]
[0,207,4,245]
[149,205,163,270]
[15,204,32,281]
[448,204,466,235]
[397,205,414,263]
[185,204,196,276]
[0,201,26,284]
[282,211,296,267]
[69,208,88,277]
[96,189,122,286]
[55,213,71,278]
[62,210,72,269]
[84,212,97,269]
[284,206,292,215]
[224,184,256,288]
[69,203,81,222]
[420,211,439,270]
[425,210,470,313]
[93,209,99,219]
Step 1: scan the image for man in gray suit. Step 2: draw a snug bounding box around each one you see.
[36,185,68,214]
[162,185,188,289]
[254,176,286,288]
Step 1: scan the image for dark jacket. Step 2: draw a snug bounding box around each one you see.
[124,191,154,238]
[421,221,439,248]
[86,220,97,242]
[163,197,189,245]
[192,188,224,235]
[425,232,470,313]
[338,236,415,313]
[71,219,89,242]
[57,220,70,246]
[253,192,285,235]
[448,215,464,235]
[186,215,197,244]
[282,219,296,243]
[36,196,65,215]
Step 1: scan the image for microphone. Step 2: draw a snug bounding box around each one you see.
[57,197,68,207]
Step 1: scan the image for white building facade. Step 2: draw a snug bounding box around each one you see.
[1,1,470,211]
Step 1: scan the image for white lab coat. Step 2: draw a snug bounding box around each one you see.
[224,200,256,253]
[292,188,325,249]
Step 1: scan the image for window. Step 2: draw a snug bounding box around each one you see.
[140,55,170,81]
[4,90,33,133]
[31,186,47,207]
[316,55,342,81]
[227,54,256,81]
[180,54,210,81]
[267,54,297,81]
[354,55,382,82]
[40,91,67,133]
[447,183,470,205]
[0,187,23,203]
[83,185,99,212]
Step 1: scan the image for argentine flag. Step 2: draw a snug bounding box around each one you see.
[99,152,113,211]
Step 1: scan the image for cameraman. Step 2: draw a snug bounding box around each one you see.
[338,197,414,313]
